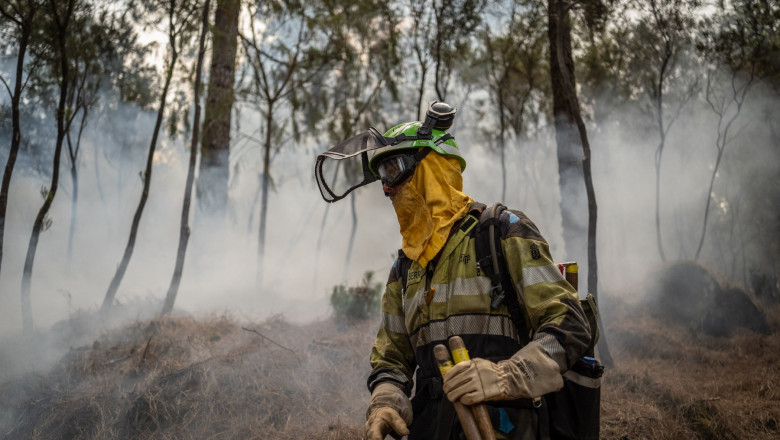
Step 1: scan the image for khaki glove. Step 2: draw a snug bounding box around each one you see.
[442,340,564,405]
[365,382,412,440]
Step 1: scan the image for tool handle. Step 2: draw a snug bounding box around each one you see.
[448,336,497,440]
[434,344,483,440]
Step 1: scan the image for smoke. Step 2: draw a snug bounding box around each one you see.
[0,72,777,382]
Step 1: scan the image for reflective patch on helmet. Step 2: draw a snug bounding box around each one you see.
[508,212,520,224]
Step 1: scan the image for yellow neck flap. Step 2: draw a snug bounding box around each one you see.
[392,152,473,268]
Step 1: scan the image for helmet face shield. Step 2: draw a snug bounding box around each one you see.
[315,128,388,202]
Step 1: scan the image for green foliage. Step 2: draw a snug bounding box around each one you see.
[698,0,780,85]
[329,271,382,321]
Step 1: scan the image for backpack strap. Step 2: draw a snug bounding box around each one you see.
[394,249,414,294]
[474,203,532,345]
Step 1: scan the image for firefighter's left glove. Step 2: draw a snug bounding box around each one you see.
[442,340,563,405]
[365,382,412,440]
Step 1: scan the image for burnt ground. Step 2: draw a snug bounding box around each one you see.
[1,296,778,439]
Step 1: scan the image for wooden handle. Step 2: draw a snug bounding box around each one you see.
[434,344,483,440]
[448,336,497,440]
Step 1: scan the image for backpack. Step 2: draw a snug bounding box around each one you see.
[395,202,604,440]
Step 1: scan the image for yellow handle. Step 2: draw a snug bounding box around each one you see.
[451,347,470,364]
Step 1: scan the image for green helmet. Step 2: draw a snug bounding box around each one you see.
[368,121,467,177]
[314,101,465,203]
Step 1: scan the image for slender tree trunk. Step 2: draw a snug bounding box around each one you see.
[654,62,668,262]
[548,0,612,366]
[0,7,36,279]
[102,35,179,313]
[313,202,331,293]
[66,111,86,260]
[247,173,261,233]
[654,143,666,261]
[21,0,74,334]
[695,73,752,261]
[197,0,239,218]
[416,64,427,121]
[343,192,358,279]
[162,0,210,315]
[67,161,78,259]
[257,103,274,287]
[694,145,725,261]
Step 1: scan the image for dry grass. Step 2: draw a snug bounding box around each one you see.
[1,298,779,439]
[601,295,780,440]
[1,314,374,439]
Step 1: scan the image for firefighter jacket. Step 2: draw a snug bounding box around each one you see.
[367,203,591,440]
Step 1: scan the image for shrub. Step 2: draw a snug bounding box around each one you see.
[330,271,383,321]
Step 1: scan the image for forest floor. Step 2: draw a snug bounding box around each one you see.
[1,294,778,440]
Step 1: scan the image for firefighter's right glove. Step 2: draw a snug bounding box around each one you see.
[365,382,412,440]
[442,340,563,405]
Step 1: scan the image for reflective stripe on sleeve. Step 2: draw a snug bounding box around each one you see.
[521,264,565,287]
[534,331,567,371]
[382,312,408,335]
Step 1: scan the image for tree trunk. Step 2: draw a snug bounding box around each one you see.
[197,0,239,218]
[162,0,210,315]
[653,62,669,262]
[548,0,612,366]
[0,4,37,279]
[416,63,427,121]
[102,33,179,313]
[67,161,78,260]
[343,192,358,279]
[257,103,273,287]
[548,0,587,267]
[21,0,73,334]
[66,111,86,261]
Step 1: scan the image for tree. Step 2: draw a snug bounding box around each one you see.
[239,0,320,287]
[691,0,778,261]
[404,0,486,107]
[477,0,547,202]
[630,0,700,262]
[60,8,121,260]
[431,0,486,102]
[102,0,202,313]
[196,0,239,220]
[548,0,587,266]
[162,0,211,315]
[302,0,401,279]
[0,0,43,280]
[547,0,611,365]
[20,0,77,334]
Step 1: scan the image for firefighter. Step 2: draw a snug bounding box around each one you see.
[314,102,591,440]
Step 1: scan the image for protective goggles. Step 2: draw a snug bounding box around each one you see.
[376,149,430,188]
